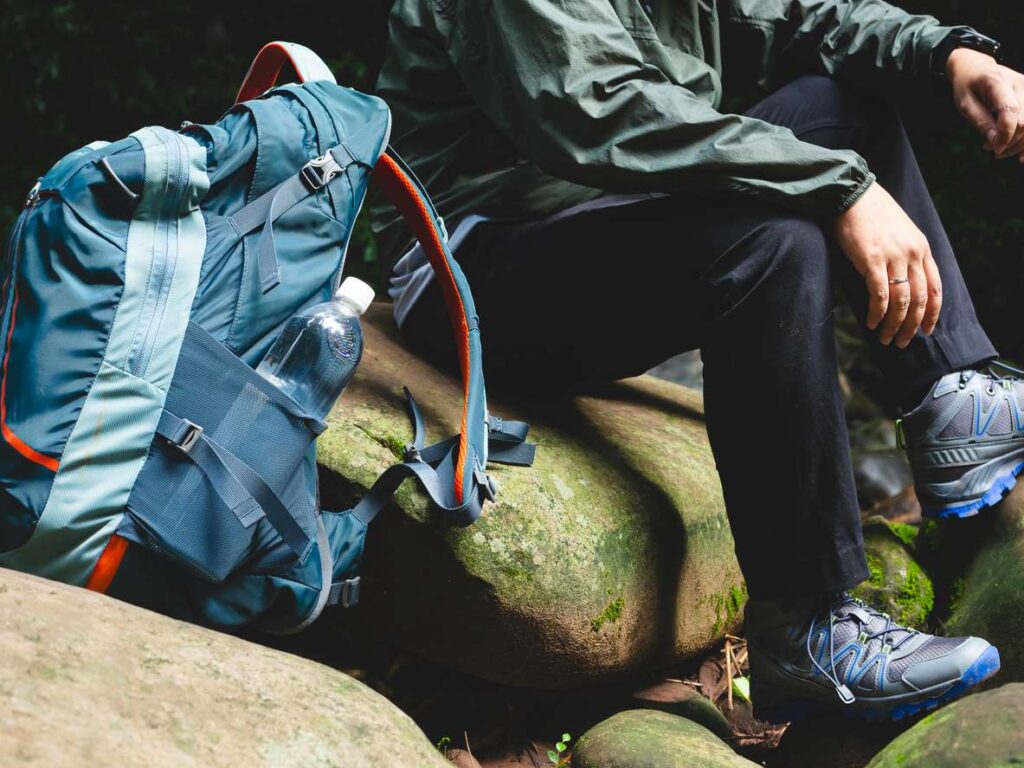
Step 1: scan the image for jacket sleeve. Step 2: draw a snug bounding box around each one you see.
[728,0,969,96]
[431,0,875,219]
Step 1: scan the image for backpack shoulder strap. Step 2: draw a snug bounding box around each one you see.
[363,147,492,524]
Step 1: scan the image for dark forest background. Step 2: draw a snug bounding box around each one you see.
[2,1,1022,358]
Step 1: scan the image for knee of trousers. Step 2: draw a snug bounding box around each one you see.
[788,74,902,132]
[749,216,836,313]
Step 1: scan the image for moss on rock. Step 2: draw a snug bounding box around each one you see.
[316,306,744,688]
[573,709,757,768]
[866,684,1024,767]
[945,484,1024,681]
[851,516,933,629]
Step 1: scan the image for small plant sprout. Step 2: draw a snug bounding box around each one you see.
[435,735,451,757]
[547,732,572,766]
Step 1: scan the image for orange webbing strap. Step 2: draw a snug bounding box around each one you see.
[85,534,129,593]
[371,153,473,502]
[235,41,336,104]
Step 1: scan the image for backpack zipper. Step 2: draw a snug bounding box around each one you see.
[126,130,189,378]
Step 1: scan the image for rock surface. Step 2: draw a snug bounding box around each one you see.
[852,516,933,629]
[866,683,1024,767]
[0,568,448,768]
[573,709,757,768]
[317,305,744,688]
[945,483,1024,680]
[628,680,732,739]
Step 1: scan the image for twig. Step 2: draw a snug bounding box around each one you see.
[725,637,733,711]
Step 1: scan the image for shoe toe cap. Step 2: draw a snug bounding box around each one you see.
[901,636,997,690]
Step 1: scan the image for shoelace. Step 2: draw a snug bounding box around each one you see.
[977,361,1024,396]
[804,592,918,704]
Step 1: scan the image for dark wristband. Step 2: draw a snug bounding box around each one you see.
[931,29,1003,78]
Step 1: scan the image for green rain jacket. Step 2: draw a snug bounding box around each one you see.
[373,0,969,267]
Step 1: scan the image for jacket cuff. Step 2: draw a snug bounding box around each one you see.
[835,171,876,216]
[921,25,978,81]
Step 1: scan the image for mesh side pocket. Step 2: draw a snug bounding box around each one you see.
[120,322,322,582]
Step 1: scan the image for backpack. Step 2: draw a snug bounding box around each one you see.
[0,42,534,633]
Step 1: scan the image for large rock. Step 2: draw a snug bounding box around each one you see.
[852,516,933,629]
[866,683,1024,767]
[573,709,757,768]
[0,568,448,768]
[945,483,1024,680]
[317,305,743,688]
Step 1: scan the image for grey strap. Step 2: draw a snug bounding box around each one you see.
[157,410,312,559]
[350,446,485,527]
[225,147,360,294]
[417,434,535,467]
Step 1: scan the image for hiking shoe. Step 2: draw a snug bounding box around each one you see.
[747,593,1000,723]
[899,365,1024,518]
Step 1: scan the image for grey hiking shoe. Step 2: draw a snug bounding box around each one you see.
[747,593,999,723]
[899,365,1024,518]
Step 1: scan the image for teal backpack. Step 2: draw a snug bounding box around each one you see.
[0,43,533,633]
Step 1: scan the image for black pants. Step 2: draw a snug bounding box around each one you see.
[402,75,997,600]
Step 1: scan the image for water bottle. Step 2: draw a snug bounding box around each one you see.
[256,277,375,421]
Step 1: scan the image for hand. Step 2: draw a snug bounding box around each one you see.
[834,182,942,348]
[947,48,1024,162]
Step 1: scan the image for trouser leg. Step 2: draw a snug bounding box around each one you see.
[745,76,998,410]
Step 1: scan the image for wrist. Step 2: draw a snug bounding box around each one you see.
[947,47,994,80]
[934,29,1002,80]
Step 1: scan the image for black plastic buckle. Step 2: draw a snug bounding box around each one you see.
[404,443,422,463]
[331,577,361,608]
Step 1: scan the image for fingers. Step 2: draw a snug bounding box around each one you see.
[997,80,1024,159]
[864,262,889,331]
[959,88,1000,147]
[981,73,1019,154]
[894,258,929,349]
[878,274,910,347]
[921,252,943,337]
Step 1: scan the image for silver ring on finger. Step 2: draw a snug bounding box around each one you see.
[889,277,909,285]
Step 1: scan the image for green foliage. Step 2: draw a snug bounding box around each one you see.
[547,732,572,767]
[434,735,450,757]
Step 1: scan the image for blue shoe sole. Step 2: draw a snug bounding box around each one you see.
[755,645,1001,724]
[921,462,1024,519]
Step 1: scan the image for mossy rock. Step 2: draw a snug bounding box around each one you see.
[316,305,744,688]
[628,681,733,739]
[573,709,757,768]
[945,484,1024,680]
[851,516,933,629]
[866,683,1024,767]
[0,568,448,768]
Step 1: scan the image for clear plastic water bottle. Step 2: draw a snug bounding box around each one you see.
[256,277,375,421]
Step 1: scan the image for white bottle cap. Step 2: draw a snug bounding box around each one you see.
[335,277,375,315]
